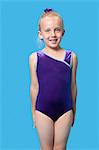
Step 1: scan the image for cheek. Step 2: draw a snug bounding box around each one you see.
[57,33,63,39]
[43,34,49,39]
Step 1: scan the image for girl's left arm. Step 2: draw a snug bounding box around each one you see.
[71,51,78,126]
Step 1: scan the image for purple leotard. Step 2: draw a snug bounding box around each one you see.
[35,49,73,122]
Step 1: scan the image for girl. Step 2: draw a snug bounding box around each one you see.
[29,8,78,150]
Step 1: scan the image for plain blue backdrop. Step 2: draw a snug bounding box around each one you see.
[0,0,99,150]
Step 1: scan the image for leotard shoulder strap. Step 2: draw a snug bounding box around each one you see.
[35,50,73,69]
[64,50,73,68]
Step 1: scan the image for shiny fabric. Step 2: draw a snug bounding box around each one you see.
[35,50,73,121]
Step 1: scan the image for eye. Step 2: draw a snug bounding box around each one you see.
[55,28,61,32]
[45,29,50,32]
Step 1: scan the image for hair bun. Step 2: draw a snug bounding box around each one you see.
[44,8,53,13]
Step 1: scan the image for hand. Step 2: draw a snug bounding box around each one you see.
[72,115,75,127]
[33,112,36,128]
[72,109,76,127]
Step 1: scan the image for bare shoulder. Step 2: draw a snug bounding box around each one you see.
[29,52,38,86]
[29,52,37,67]
[72,51,78,68]
[29,52,37,62]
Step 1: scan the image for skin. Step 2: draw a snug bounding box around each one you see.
[29,15,78,150]
[38,16,65,54]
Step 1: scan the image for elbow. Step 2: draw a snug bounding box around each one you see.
[71,81,77,90]
[30,86,33,97]
[71,83,77,97]
[30,84,38,96]
[30,85,35,95]
[71,84,77,94]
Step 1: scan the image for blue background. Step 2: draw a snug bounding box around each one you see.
[0,0,99,150]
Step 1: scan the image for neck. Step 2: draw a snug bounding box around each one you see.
[44,46,63,53]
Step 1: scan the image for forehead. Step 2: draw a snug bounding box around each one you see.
[40,16,62,28]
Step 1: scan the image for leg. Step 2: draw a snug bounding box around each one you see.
[35,110,54,150]
[53,110,73,150]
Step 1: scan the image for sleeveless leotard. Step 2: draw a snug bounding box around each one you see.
[35,49,73,122]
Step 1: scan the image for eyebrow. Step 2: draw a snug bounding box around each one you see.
[44,27,62,30]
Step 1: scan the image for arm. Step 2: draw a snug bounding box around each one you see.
[29,53,39,121]
[71,51,78,126]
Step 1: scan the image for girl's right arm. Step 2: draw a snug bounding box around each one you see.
[29,53,39,124]
[71,52,78,126]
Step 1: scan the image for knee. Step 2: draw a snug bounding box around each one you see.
[53,144,66,150]
[40,145,53,150]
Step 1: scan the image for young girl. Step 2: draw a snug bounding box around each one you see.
[29,8,78,150]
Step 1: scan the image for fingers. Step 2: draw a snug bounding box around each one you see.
[72,113,75,127]
[33,114,36,128]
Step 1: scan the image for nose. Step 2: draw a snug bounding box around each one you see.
[51,30,56,37]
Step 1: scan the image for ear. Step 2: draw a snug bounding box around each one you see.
[62,29,65,36]
[38,31,43,40]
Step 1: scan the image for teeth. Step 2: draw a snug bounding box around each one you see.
[50,39,57,41]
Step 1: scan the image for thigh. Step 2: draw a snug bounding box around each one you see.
[35,110,54,149]
[53,110,73,149]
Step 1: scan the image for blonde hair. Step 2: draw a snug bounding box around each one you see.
[38,9,64,31]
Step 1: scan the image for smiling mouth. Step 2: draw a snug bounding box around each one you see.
[49,39,58,42]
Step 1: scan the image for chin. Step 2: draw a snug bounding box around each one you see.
[48,44,60,49]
